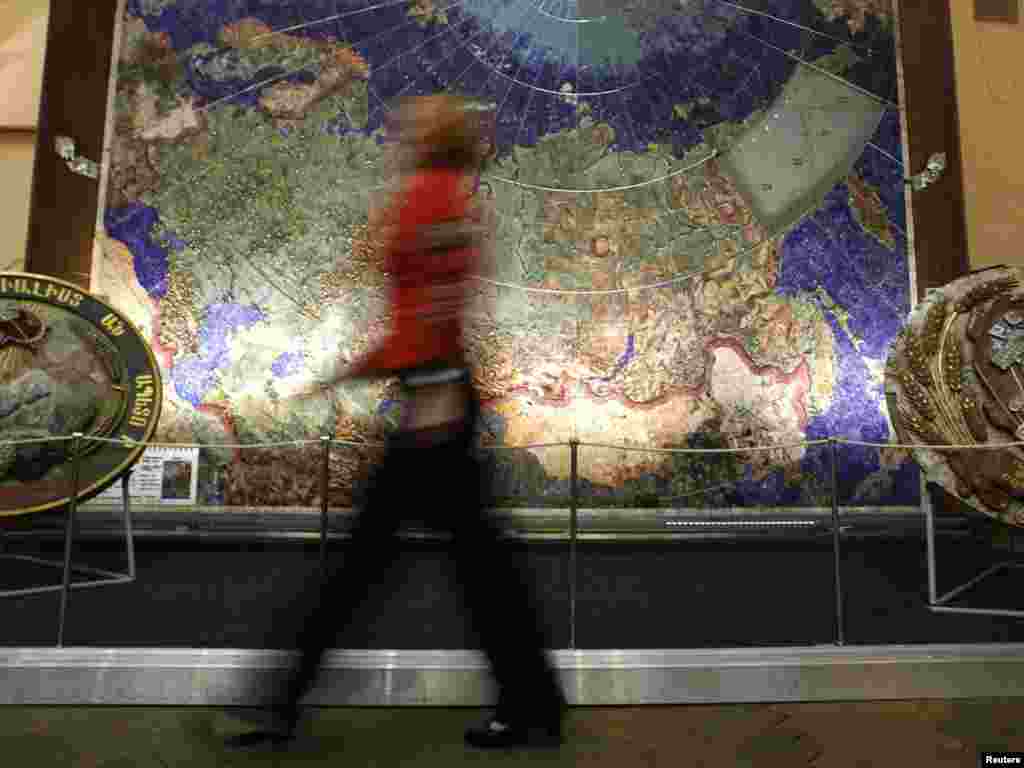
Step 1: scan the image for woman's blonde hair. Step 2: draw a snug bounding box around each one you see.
[396,94,482,170]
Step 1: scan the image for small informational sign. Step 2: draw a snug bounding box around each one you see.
[88,446,199,506]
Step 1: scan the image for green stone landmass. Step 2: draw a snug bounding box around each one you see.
[847,175,897,250]
[140,74,387,438]
[117,44,189,116]
[812,44,862,75]
[187,41,325,87]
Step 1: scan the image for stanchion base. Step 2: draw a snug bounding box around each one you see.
[929,562,1024,619]
[1,473,135,603]
[0,553,134,598]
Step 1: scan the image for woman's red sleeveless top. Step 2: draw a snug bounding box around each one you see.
[347,168,477,377]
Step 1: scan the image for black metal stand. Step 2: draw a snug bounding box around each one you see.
[0,434,137,647]
[924,483,1024,618]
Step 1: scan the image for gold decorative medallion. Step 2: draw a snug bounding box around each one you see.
[886,267,1024,525]
[0,273,161,516]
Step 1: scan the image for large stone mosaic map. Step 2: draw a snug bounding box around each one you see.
[95,0,918,509]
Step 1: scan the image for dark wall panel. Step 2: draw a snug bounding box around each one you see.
[25,0,119,289]
[898,0,971,299]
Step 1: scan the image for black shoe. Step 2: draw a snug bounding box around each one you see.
[223,706,298,751]
[224,729,294,751]
[464,717,563,749]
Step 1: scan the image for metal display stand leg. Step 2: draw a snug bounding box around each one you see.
[830,439,845,645]
[0,436,137,644]
[925,483,1024,618]
[568,439,578,651]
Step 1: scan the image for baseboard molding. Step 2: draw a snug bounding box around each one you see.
[3,506,940,543]
[2,645,1024,706]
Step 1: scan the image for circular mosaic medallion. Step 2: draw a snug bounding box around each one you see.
[885,266,1024,526]
[0,273,161,516]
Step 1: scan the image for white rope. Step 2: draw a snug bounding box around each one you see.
[481,442,567,451]
[16,434,1024,453]
[834,437,1024,450]
[575,439,831,454]
[82,435,322,450]
[329,438,385,448]
[327,439,568,449]
[661,482,741,500]
[0,435,75,446]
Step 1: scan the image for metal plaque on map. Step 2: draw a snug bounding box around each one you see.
[0,273,161,516]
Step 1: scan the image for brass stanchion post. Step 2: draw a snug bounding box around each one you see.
[569,439,579,650]
[830,438,845,646]
[320,436,330,572]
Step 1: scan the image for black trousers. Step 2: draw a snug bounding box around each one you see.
[272,401,565,725]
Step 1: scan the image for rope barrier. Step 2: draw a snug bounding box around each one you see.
[660,482,742,501]
[833,437,1024,450]
[480,442,567,451]
[11,434,1024,453]
[328,438,385,448]
[325,440,576,450]
[0,435,75,447]
[575,439,832,454]
[82,435,323,450]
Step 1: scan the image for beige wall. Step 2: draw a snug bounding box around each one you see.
[950,2,1024,269]
[0,0,49,272]
[0,132,36,271]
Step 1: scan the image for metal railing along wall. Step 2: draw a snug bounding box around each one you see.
[1,432,1022,648]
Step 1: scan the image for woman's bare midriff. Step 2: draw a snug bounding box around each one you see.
[403,381,467,430]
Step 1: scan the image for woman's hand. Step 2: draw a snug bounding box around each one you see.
[291,380,335,401]
[291,352,366,400]
[292,370,354,400]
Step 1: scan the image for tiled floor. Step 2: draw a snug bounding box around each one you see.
[3,700,1023,767]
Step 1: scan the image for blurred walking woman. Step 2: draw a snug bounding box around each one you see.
[228,95,565,751]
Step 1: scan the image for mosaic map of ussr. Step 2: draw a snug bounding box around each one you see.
[95,0,917,509]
